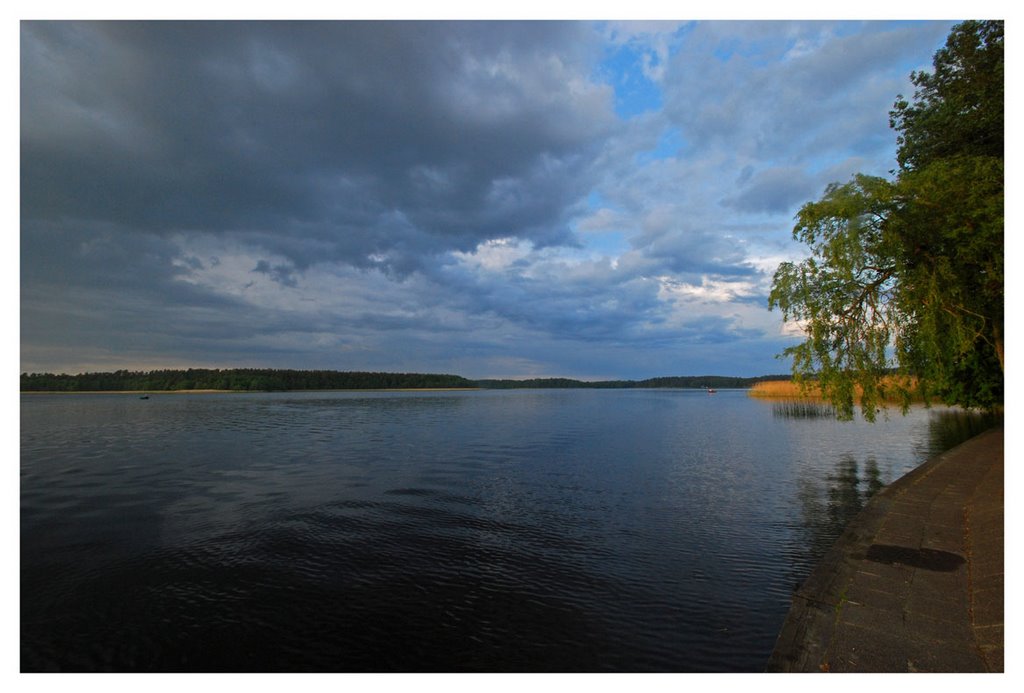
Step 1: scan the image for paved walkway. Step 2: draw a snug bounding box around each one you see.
[767,427,1004,672]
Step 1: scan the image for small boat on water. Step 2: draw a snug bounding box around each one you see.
[139,395,149,400]
[705,387,717,394]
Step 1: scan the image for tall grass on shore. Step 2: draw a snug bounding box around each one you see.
[748,380,823,399]
[748,376,922,404]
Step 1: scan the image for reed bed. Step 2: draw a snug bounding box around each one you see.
[747,377,921,404]
[769,400,837,419]
[747,380,821,399]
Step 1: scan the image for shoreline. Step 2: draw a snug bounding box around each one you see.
[20,387,748,395]
[20,388,484,395]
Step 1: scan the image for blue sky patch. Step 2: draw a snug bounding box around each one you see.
[598,42,664,118]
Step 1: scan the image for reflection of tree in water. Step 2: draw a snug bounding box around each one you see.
[789,408,999,585]
[796,455,884,567]
[925,408,1002,458]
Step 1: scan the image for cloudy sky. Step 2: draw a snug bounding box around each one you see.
[20,17,960,379]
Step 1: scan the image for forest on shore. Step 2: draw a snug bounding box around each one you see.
[20,369,789,392]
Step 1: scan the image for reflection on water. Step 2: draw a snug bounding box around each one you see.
[770,398,1001,439]
[20,391,1000,672]
[796,455,884,564]
[771,400,836,419]
[792,406,997,569]
[927,408,1002,453]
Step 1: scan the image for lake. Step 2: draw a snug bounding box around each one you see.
[20,389,994,672]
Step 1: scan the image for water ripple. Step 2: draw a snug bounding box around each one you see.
[20,391,991,672]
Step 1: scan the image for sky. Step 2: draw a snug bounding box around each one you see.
[18,15,965,380]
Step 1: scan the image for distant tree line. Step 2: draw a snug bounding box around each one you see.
[20,369,476,392]
[21,369,791,392]
[473,375,790,389]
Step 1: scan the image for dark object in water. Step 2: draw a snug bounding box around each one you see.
[864,544,965,572]
[139,395,149,400]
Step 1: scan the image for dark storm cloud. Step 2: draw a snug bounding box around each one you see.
[20,218,255,367]
[252,260,299,287]
[20,20,957,378]
[21,219,217,302]
[625,224,758,281]
[21,21,615,275]
[723,165,817,214]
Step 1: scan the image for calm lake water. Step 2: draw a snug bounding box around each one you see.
[20,389,994,672]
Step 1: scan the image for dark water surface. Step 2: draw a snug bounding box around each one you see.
[20,389,993,672]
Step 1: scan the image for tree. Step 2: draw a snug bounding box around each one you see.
[889,20,1004,170]
[770,21,1003,421]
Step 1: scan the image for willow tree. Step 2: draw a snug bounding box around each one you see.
[770,20,1003,421]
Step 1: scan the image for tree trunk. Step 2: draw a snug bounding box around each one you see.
[994,322,1004,373]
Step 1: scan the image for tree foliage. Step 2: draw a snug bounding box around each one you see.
[770,21,1003,420]
[890,20,1004,170]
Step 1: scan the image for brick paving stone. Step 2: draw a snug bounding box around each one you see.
[850,560,915,585]
[873,528,922,547]
[910,565,968,593]
[902,610,974,644]
[920,528,964,552]
[847,568,913,597]
[903,588,969,621]
[971,574,1003,600]
[900,636,987,673]
[825,624,909,672]
[844,586,907,613]
[969,536,1003,559]
[971,585,1004,626]
[979,645,1004,673]
[974,623,1003,649]
[766,427,1003,673]
[835,602,904,632]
